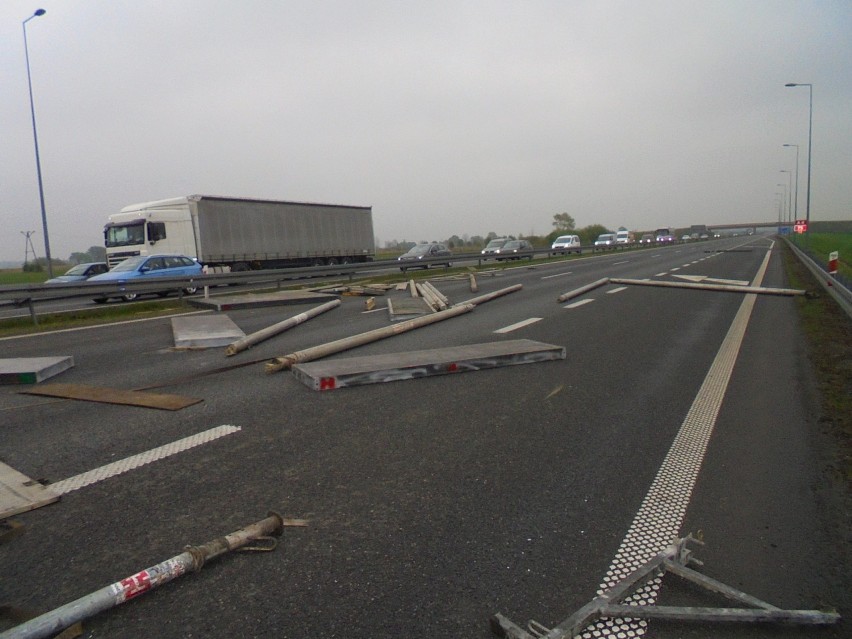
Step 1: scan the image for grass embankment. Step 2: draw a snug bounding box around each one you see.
[781,241,851,487]
[0,300,199,338]
[789,233,852,281]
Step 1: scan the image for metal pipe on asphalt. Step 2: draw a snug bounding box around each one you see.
[225,299,341,356]
[454,283,523,308]
[469,273,479,293]
[608,278,805,296]
[423,281,449,307]
[265,303,475,373]
[0,513,308,639]
[556,278,610,303]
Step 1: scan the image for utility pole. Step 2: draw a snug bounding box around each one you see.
[21,230,38,269]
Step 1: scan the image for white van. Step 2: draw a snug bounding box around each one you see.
[551,235,581,255]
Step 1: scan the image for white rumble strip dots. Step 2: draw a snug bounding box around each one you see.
[49,425,241,495]
[579,250,771,638]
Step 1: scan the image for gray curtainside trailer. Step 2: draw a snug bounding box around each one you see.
[104,195,375,270]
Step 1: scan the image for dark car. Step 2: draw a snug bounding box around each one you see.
[481,238,509,259]
[88,254,203,302]
[45,262,108,284]
[397,243,452,271]
[495,239,534,261]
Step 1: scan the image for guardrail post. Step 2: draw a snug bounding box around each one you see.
[27,299,38,326]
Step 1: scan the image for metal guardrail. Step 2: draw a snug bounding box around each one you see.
[784,238,852,320]
[0,240,696,324]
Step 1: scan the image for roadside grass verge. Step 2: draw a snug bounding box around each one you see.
[781,241,851,487]
[0,299,201,338]
[789,233,852,281]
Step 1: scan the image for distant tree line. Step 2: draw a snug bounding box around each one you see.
[381,212,616,251]
[22,246,106,272]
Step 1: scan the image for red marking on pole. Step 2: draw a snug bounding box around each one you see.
[828,251,839,275]
[447,362,458,372]
[319,377,336,390]
[120,570,152,600]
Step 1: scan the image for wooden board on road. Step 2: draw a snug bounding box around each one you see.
[21,383,202,411]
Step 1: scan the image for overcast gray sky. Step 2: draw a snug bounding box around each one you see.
[1,1,850,262]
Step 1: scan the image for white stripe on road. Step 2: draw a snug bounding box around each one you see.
[49,425,241,495]
[563,299,594,309]
[613,261,629,265]
[541,271,574,280]
[584,249,772,638]
[654,272,667,277]
[494,317,543,334]
[606,287,628,295]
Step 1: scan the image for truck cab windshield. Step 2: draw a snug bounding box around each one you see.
[105,222,144,247]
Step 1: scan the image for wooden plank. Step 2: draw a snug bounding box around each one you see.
[0,462,59,519]
[21,383,202,411]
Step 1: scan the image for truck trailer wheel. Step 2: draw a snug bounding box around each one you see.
[183,286,198,295]
[121,293,138,302]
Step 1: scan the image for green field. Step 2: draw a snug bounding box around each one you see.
[789,232,852,280]
[0,269,51,285]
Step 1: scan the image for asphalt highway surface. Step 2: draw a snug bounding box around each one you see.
[1,237,848,638]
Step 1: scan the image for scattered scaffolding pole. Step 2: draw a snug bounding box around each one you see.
[225,300,340,356]
[491,535,839,639]
[1,512,308,639]
[556,278,609,303]
[609,277,806,296]
[265,284,524,373]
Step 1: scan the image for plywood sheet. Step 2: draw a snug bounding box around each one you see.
[21,384,202,411]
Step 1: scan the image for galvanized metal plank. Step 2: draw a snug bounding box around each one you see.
[0,356,74,385]
[0,462,59,519]
[171,315,245,348]
[187,290,338,311]
[292,339,565,390]
[386,297,433,321]
[20,384,202,411]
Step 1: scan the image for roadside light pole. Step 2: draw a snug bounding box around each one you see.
[23,8,53,278]
[785,83,812,231]
[783,143,799,224]
[776,184,787,223]
[779,170,792,226]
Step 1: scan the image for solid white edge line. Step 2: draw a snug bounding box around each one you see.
[49,425,242,495]
[584,248,772,637]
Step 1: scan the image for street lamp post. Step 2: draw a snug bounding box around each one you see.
[785,83,812,231]
[776,184,787,223]
[783,143,799,224]
[23,8,53,278]
[779,170,792,226]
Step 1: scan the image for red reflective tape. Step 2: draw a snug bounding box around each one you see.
[447,363,458,372]
[319,377,337,390]
[120,570,152,600]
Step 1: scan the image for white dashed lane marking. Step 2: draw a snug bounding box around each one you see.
[606,287,627,295]
[541,271,573,280]
[563,299,594,309]
[49,425,241,495]
[494,317,543,334]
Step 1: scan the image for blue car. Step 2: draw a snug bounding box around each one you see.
[88,254,203,303]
